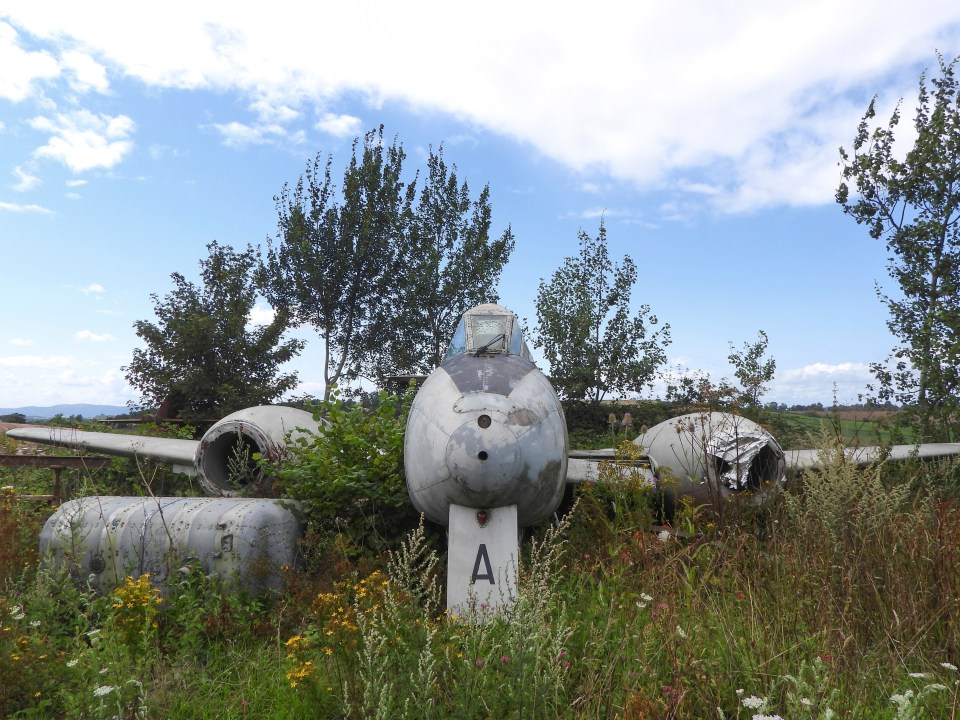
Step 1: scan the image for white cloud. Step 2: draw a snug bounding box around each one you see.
[211,120,303,148]
[30,110,135,172]
[74,330,113,342]
[80,283,105,294]
[0,20,59,102]
[247,303,275,327]
[65,179,87,187]
[3,3,960,210]
[61,49,109,93]
[772,362,874,405]
[0,200,53,213]
[0,354,71,368]
[250,99,300,123]
[11,166,41,191]
[315,112,362,138]
[9,338,33,346]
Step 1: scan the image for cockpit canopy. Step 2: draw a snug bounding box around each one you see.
[444,303,533,361]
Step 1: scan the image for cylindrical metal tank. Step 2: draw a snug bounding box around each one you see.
[40,496,302,595]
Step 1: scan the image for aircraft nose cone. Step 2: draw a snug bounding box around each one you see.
[445,418,521,501]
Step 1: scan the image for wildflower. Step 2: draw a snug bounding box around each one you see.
[10,606,24,621]
[676,625,687,639]
[637,593,653,608]
[475,658,486,667]
[34,692,41,698]
[29,620,40,627]
[66,659,79,668]
[563,660,571,668]
[752,715,783,720]
[500,655,511,664]
[657,530,671,542]
[741,695,766,709]
[908,672,928,678]
[736,592,745,600]
[941,662,958,672]
[800,698,812,706]
[93,685,117,697]
[736,689,744,696]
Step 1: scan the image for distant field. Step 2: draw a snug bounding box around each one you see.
[774,409,914,447]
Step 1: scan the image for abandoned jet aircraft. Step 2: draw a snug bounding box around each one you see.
[8,303,960,612]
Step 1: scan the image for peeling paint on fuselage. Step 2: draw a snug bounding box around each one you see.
[404,352,568,528]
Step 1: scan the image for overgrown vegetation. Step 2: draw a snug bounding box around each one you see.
[272,389,420,555]
[2,415,959,718]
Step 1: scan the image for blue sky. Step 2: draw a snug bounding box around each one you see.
[2,2,959,409]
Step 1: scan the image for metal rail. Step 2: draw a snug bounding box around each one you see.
[0,454,113,504]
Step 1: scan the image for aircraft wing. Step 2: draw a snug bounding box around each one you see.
[6,426,199,476]
[784,443,960,470]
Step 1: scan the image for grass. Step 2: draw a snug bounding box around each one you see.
[1,420,958,718]
[772,410,917,448]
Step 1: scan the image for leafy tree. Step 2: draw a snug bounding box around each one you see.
[728,330,776,408]
[124,241,303,419]
[368,146,515,379]
[259,127,414,400]
[532,219,670,402]
[837,53,960,439]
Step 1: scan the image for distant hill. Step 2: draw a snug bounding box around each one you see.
[0,404,130,420]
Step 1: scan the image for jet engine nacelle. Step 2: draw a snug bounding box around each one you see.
[404,352,568,528]
[633,412,786,506]
[195,405,325,496]
[6,405,325,499]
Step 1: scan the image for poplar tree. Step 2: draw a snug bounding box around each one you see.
[533,219,670,402]
[838,53,960,439]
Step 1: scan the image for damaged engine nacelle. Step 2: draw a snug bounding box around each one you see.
[194,405,324,496]
[634,412,786,506]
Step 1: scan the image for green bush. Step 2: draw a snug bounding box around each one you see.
[273,389,420,556]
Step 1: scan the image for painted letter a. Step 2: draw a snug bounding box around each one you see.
[472,543,495,584]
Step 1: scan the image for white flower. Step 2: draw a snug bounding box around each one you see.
[93,685,117,697]
[890,690,915,705]
[909,672,928,678]
[941,662,959,672]
[29,620,40,627]
[66,659,79,668]
[10,606,24,621]
[752,715,783,720]
[676,625,687,638]
[800,697,812,706]
[736,688,744,696]
[657,530,671,543]
[741,695,766,709]
[636,592,653,608]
